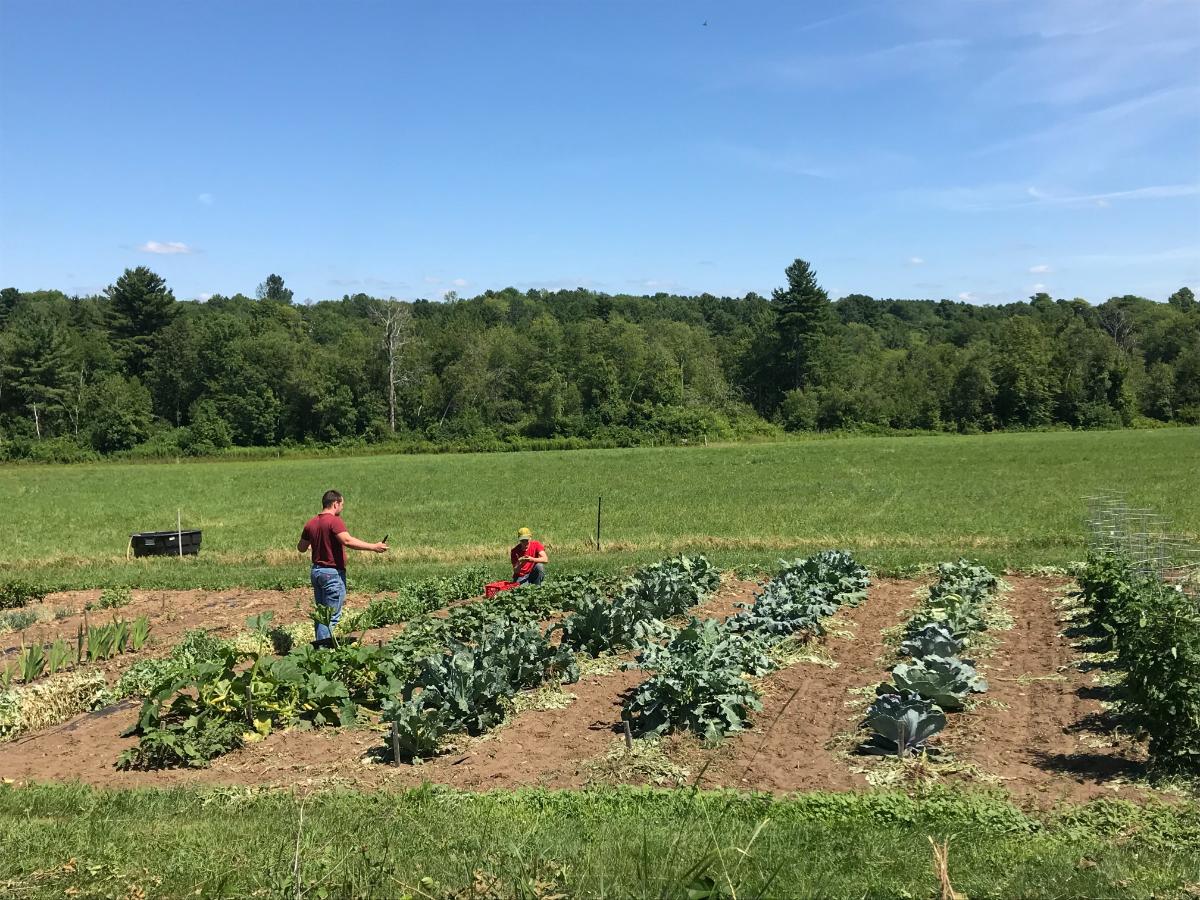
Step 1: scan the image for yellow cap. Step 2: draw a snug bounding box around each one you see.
[517,527,533,540]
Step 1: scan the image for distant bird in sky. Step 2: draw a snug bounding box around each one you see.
[702,20,708,26]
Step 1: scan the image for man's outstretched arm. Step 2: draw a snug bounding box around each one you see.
[337,531,388,553]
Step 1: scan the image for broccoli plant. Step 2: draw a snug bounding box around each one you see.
[623,652,762,745]
[634,617,774,678]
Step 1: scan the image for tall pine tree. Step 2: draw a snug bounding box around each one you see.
[771,259,831,391]
[104,267,176,376]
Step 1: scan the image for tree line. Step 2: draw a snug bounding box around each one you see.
[0,260,1196,462]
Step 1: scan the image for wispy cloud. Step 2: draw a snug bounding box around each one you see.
[628,278,680,292]
[1069,246,1200,266]
[139,241,192,255]
[197,193,214,206]
[452,277,468,288]
[973,84,1199,159]
[1029,264,1052,273]
[911,181,1200,212]
[908,256,925,265]
[957,291,975,302]
[197,292,213,301]
[762,37,969,89]
[328,277,407,290]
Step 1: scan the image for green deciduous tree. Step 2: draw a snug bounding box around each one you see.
[1168,286,1195,313]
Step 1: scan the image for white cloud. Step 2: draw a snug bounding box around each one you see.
[452,278,468,288]
[908,256,925,265]
[197,193,214,205]
[1030,264,1052,273]
[197,292,213,301]
[423,275,441,284]
[957,291,976,301]
[138,241,192,255]
[1032,283,1047,291]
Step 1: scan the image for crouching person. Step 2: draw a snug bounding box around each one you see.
[511,526,548,586]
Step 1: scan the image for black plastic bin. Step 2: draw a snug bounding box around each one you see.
[130,530,202,557]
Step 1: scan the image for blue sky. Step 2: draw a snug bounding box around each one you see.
[1,0,1197,304]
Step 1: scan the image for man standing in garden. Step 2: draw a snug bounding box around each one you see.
[297,490,387,646]
[511,526,548,585]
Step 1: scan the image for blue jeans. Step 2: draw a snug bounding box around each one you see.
[516,563,546,586]
[310,566,346,642]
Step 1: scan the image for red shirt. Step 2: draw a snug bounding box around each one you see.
[511,540,545,578]
[302,513,348,569]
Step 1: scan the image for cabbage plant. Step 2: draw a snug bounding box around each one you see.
[889,656,987,711]
[861,690,946,755]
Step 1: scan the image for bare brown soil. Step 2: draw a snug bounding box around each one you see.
[937,576,1150,804]
[0,576,1158,803]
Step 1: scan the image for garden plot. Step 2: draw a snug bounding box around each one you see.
[0,561,1164,804]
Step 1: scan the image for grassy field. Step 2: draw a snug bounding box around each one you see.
[2,784,1198,898]
[3,428,1197,590]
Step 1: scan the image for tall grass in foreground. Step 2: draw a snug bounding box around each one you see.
[1,784,1198,897]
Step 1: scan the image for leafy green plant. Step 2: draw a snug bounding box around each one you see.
[623,654,762,745]
[0,609,38,634]
[340,565,487,632]
[117,629,231,698]
[381,696,448,760]
[861,691,946,756]
[0,580,48,611]
[46,639,72,676]
[634,617,774,678]
[90,587,133,610]
[129,617,151,651]
[117,716,245,770]
[1079,551,1200,772]
[20,642,46,682]
[898,622,962,659]
[888,656,987,711]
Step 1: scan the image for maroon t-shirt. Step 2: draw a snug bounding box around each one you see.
[302,513,348,569]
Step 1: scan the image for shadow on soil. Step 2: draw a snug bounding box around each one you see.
[1030,749,1144,782]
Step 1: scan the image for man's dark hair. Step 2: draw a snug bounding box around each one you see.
[322,490,343,509]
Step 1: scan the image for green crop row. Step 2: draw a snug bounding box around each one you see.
[861,560,999,755]
[115,567,633,769]
[1,616,151,687]
[1076,551,1200,772]
[622,550,871,744]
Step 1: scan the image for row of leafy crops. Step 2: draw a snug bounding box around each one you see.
[0,564,492,746]
[115,564,668,769]
[383,557,716,759]
[0,580,48,611]
[861,560,998,756]
[1075,550,1200,772]
[2,616,152,686]
[622,551,871,745]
